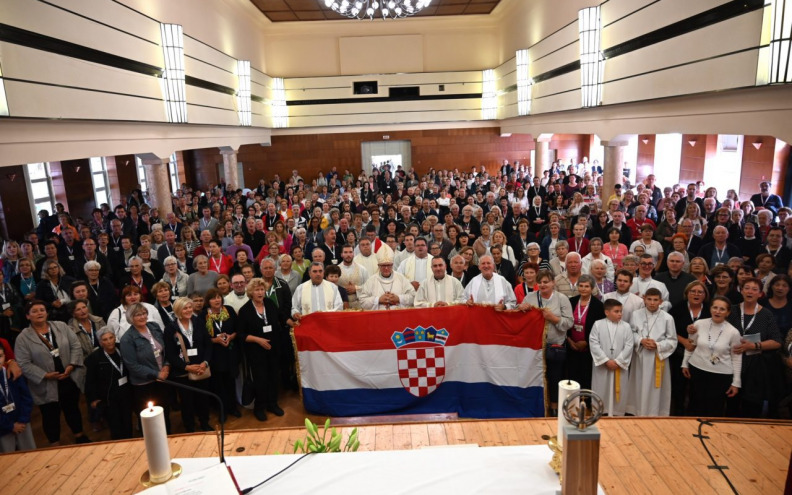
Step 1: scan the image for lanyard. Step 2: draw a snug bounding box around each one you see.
[708,321,725,353]
[22,276,35,292]
[537,292,553,308]
[642,309,659,338]
[89,282,100,297]
[211,256,223,272]
[179,320,194,346]
[0,369,11,404]
[255,303,268,324]
[79,322,95,346]
[714,246,727,262]
[575,300,590,322]
[104,350,123,375]
[740,303,757,334]
[688,303,702,323]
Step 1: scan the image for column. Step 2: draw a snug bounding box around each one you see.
[219,146,239,190]
[601,141,625,203]
[136,153,173,216]
[533,133,553,177]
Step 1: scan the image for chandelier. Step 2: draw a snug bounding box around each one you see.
[324,0,433,20]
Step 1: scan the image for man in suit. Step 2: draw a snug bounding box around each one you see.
[527,176,546,203]
[674,183,705,220]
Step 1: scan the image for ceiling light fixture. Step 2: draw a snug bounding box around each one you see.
[324,0,432,20]
[753,139,763,150]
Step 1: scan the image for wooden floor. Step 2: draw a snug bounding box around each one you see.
[1,416,790,494]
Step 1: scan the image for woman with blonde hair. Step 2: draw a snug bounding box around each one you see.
[683,202,708,238]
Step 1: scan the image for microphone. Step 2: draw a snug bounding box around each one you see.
[158,379,226,463]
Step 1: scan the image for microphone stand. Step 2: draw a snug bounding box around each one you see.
[158,379,225,463]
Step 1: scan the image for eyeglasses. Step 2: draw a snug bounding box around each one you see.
[639,263,654,267]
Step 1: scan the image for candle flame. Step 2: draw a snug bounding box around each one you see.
[148,401,154,411]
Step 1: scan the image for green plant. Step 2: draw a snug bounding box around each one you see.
[293,418,360,454]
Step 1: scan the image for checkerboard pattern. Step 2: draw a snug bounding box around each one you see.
[397,346,446,397]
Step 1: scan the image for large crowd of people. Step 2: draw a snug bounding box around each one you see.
[0,158,791,450]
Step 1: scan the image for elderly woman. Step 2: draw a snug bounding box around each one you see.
[668,281,710,415]
[10,258,38,304]
[82,260,117,321]
[84,326,133,439]
[522,269,574,415]
[119,256,156,304]
[164,297,212,432]
[67,299,106,359]
[237,278,283,422]
[589,259,615,299]
[152,281,177,324]
[173,243,194,274]
[15,300,90,445]
[35,259,75,322]
[186,255,219,297]
[203,288,241,420]
[119,302,171,433]
[161,255,189,299]
[106,286,164,341]
[276,255,301,294]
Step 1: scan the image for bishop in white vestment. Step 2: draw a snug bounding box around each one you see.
[359,245,416,310]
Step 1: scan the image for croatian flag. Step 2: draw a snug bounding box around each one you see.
[294,306,546,419]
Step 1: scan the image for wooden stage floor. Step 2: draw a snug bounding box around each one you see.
[0,417,789,494]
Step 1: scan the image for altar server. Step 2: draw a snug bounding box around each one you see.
[626,288,677,416]
[590,298,634,416]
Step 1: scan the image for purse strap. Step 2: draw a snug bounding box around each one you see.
[174,331,190,364]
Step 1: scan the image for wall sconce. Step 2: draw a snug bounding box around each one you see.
[641,137,649,145]
[5,173,16,182]
[72,165,81,173]
[752,139,762,150]
[688,138,697,147]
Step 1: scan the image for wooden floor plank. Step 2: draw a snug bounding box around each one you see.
[2,449,62,495]
[374,424,394,451]
[409,423,430,449]
[391,424,412,450]
[426,422,448,446]
[443,422,467,445]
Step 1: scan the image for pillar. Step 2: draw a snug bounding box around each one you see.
[219,146,239,190]
[136,153,173,215]
[601,141,625,202]
[534,133,554,177]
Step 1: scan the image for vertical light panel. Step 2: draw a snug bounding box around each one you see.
[159,23,187,123]
[272,77,288,128]
[237,60,252,126]
[516,49,532,116]
[578,6,604,108]
[0,60,9,116]
[770,0,792,83]
[481,69,497,120]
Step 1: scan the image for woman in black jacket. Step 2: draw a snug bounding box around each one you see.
[35,260,75,322]
[84,326,133,439]
[566,275,605,390]
[202,288,241,420]
[164,297,213,432]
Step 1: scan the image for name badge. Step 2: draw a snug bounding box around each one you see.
[573,324,583,333]
[331,259,338,265]
[171,295,178,301]
[187,348,198,357]
[118,376,128,386]
[50,348,60,358]
[1,303,9,311]
[153,349,161,358]
[262,325,272,334]
[2,403,15,413]
[68,255,75,261]
[113,247,120,252]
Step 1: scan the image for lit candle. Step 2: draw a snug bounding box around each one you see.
[557,380,580,449]
[140,402,172,483]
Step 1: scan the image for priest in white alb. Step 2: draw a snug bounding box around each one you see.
[359,245,416,310]
[291,262,343,320]
[463,255,517,310]
[354,237,379,278]
[338,244,369,309]
[414,257,465,308]
[625,288,677,416]
[397,236,432,291]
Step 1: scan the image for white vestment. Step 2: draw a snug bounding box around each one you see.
[625,309,677,416]
[338,262,369,309]
[629,276,672,311]
[223,292,249,314]
[602,291,645,324]
[354,253,379,278]
[397,254,432,284]
[414,276,466,308]
[581,253,615,281]
[291,280,343,315]
[589,319,634,416]
[359,272,416,310]
[463,273,517,309]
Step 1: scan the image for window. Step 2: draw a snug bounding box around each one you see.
[169,153,180,193]
[24,163,55,221]
[236,60,252,126]
[481,69,497,120]
[578,6,604,108]
[705,135,743,199]
[653,134,682,189]
[159,23,187,123]
[89,157,113,208]
[516,49,532,116]
[135,156,148,193]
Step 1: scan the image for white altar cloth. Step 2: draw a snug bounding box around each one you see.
[173,445,605,494]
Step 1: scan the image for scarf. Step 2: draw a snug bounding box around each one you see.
[206,306,230,337]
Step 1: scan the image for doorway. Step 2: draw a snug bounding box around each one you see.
[361,140,412,175]
[217,161,246,189]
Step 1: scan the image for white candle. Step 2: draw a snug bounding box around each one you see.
[557,380,580,449]
[140,402,172,483]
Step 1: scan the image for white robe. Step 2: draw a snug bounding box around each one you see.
[292,280,344,315]
[629,276,672,311]
[414,276,466,308]
[354,253,379,278]
[359,272,416,310]
[397,254,432,284]
[338,262,369,309]
[463,273,517,309]
[602,291,645,324]
[581,253,615,281]
[626,309,677,416]
[590,319,633,416]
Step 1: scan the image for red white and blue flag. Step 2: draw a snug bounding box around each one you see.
[293,306,546,418]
